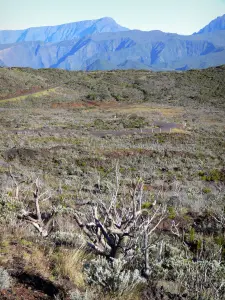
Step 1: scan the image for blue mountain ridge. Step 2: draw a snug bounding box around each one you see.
[196,14,225,34]
[0,15,225,71]
[0,17,129,44]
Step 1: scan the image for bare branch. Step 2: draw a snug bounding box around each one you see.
[171,220,180,237]
[73,178,167,262]
[19,179,56,238]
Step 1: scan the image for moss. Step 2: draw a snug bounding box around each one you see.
[96,166,110,177]
[168,206,176,219]
[215,235,225,247]
[202,187,211,194]
[62,184,70,191]
[208,169,225,182]
[19,238,33,247]
[156,135,165,144]
[112,94,123,101]
[198,170,205,177]
[189,227,195,243]
[87,93,97,100]
[76,159,87,168]
[141,202,153,209]
[119,167,126,174]
[198,169,225,182]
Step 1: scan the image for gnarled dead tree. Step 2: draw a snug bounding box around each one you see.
[19,179,56,237]
[73,180,167,277]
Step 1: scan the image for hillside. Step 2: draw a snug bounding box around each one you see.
[1,65,225,108]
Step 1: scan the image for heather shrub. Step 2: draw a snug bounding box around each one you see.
[69,288,95,300]
[0,267,11,290]
[51,231,85,247]
[84,256,144,296]
[148,244,225,299]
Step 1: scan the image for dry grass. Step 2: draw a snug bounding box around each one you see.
[98,104,184,117]
[22,245,51,277]
[53,247,87,289]
[0,231,52,278]
[102,287,142,300]
[170,128,190,134]
[0,87,58,103]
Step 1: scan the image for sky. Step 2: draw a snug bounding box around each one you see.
[0,0,225,34]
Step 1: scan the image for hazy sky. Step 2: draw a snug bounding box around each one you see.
[0,0,225,34]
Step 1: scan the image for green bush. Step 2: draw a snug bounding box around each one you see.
[168,206,176,219]
[198,169,225,182]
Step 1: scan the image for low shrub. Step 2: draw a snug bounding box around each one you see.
[84,256,144,296]
[0,267,11,290]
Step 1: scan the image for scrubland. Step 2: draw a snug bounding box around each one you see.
[0,66,225,299]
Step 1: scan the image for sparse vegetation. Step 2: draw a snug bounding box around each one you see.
[0,66,225,299]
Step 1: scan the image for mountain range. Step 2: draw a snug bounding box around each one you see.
[0,14,225,71]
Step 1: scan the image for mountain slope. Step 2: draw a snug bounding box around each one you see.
[118,59,151,70]
[0,59,6,67]
[0,30,225,71]
[0,17,129,44]
[86,59,117,71]
[196,14,225,34]
[0,15,225,71]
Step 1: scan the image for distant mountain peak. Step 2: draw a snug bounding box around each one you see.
[195,14,225,34]
[0,17,129,44]
[99,17,115,22]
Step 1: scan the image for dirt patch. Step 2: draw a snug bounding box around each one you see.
[0,270,66,300]
[12,272,63,298]
[0,284,52,300]
[51,99,120,109]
